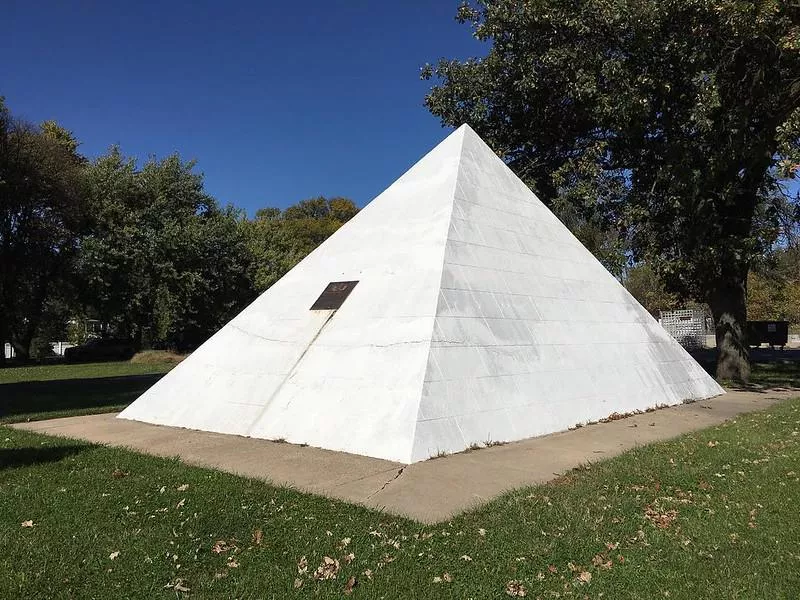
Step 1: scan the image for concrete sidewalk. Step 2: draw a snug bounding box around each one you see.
[11,388,798,523]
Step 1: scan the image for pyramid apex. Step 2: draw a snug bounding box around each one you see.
[453,123,494,150]
[438,124,482,157]
[455,122,476,134]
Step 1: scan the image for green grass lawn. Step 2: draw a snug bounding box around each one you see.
[747,360,800,389]
[1,358,799,598]
[0,361,175,424]
[688,350,800,390]
[0,360,176,384]
[1,398,799,598]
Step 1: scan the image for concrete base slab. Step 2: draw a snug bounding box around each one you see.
[10,388,798,523]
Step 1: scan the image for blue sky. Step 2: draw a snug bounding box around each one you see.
[3,1,480,214]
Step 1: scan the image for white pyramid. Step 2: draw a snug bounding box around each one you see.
[119,125,724,463]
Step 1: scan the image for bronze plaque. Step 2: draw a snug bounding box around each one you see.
[310,281,359,310]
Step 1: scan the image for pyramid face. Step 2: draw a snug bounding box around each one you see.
[119,125,724,463]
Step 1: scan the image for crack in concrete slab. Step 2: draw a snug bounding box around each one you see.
[324,466,406,491]
[366,466,405,500]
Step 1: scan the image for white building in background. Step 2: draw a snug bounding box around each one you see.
[4,341,75,359]
[120,125,723,463]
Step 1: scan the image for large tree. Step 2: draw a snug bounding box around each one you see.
[0,99,86,363]
[423,0,800,381]
[78,148,253,351]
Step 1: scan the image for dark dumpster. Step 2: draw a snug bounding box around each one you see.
[747,321,789,348]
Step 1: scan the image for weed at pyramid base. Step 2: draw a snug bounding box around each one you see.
[119,125,724,463]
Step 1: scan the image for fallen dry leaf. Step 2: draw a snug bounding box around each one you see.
[567,562,579,573]
[109,551,120,561]
[343,552,355,564]
[577,571,592,584]
[547,564,558,574]
[293,578,303,589]
[176,498,185,509]
[313,556,340,581]
[297,555,308,575]
[337,537,351,550]
[362,569,373,580]
[20,520,34,528]
[460,554,473,561]
[253,529,263,545]
[707,441,718,448]
[212,540,229,554]
[111,468,129,478]
[173,579,190,593]
[227,558,239,568]
[442,572,454,583]
[343,576,357,595]
[644,506,678,529]
[505,580,527,597]
[433,576,442,583]
[177,483,189,491]
[377,554,395,567]
[478,528,487,536]
[749,508,758,529]
[590,552,612,570]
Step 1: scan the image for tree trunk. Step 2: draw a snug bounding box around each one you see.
[132,326,143,352]
[709,275,751,383]
[11,268,56,363]
[11,336,30,362]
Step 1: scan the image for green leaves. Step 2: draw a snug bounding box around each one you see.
[425,0,800,380]
[78,150,254,351]
[242,197,357,293]
[0,99,87,361]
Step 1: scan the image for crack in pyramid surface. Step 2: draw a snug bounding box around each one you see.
[120,125,723,463]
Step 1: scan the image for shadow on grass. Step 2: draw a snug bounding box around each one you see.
[746,362,800,390]
[0,374,163,423]
[689,348,800,390]
[0,445,89,470]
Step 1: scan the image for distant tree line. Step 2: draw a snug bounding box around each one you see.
[0,98,357,364]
